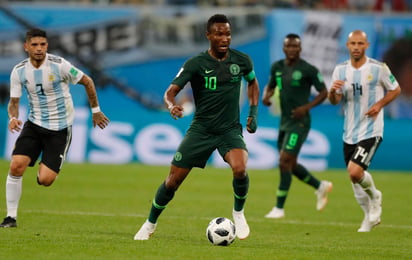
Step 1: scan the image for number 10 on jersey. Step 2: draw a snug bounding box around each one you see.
[204,76,217,90]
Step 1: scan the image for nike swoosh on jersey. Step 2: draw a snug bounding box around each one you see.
[205,69,214,74]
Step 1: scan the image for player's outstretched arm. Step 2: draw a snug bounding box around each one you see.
[78,75,110,129]
[262,85,274,106]
[164,84,184,120]
[247,78,259,133]
[366,86,401,118]
[7,97,23,133]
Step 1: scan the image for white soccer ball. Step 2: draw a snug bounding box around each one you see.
[206,217,236,246]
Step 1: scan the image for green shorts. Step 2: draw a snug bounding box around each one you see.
[172,125,247,169]
[278,126,309,155]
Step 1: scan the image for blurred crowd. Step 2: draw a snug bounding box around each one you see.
[4,0,412,12]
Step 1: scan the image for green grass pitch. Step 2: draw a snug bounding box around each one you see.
[0,160,411,259]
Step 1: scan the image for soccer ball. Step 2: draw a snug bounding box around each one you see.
[206,217,236,246]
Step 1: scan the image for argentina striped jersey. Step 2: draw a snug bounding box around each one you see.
[10,53,84,131]
[331,57,399,144]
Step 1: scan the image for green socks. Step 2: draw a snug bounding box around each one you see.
[233,174,249,211]
[148,182,175,223]
[293,163,321,189]
[276,170,292,209]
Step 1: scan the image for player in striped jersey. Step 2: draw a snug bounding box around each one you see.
[328,30,401,232]
[0,28,109,228]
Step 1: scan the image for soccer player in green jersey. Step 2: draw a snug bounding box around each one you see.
[134,14,259,240]
[262,33,332,219]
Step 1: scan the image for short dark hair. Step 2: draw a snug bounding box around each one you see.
[206,14,230,32]
[285,33,300,40]
[25,28,47,41]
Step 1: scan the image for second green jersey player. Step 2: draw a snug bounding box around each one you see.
[262,33,332,219]
[134,14,259,241]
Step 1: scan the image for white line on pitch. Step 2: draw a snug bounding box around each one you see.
[19,209,412,230]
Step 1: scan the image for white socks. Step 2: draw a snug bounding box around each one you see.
[6,173,23,218]
[352,182,369,215]
[358,171,379,199]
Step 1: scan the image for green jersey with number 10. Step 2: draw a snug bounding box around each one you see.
[172,49,256,134]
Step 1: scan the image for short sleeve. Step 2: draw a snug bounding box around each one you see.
[10,68,22,98]
[380,63,399,91]
[309,65,326,92]
[171,59,195,88]
[61,58,84,85]
[242,55,255,82]
[267,63,279,89]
